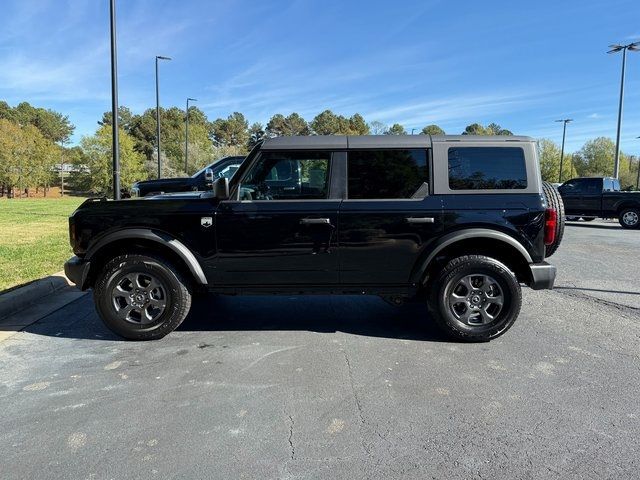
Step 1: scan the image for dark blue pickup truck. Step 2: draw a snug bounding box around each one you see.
[559,176,640,228]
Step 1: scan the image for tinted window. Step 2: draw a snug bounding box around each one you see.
[584,178,601,193]
[347,149,429,199]
[239,151,330,200]
[448,147,527,190]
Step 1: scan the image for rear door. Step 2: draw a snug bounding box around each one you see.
[214,150,340,286]
[338,148,443,286]
[559,178,602,216]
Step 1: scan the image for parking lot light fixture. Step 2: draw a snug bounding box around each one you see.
[155,55,172,179]
[608,41,640,179]
[185,98,197,174]
[555,119,572,183]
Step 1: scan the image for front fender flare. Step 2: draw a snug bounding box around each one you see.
[412,228,534,285]
[85,228,208,285]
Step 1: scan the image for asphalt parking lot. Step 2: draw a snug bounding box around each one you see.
[1,219,639,479]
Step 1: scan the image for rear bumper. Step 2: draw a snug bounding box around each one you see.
[528,262,556,290]
[64,256,91,290]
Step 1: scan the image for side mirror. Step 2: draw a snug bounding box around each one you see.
[213,177,229,200]
[204,168,215,187]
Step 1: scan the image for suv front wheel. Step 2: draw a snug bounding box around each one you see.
[94,254,192,340]
[428,255,522,342]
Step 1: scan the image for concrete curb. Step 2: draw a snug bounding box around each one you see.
[0,271,73,321]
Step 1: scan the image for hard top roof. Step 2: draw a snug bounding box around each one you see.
[261,135,534,150]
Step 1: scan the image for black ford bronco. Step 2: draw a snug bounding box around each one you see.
[65,135,562,342]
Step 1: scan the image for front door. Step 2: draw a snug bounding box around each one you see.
[338,148,443,285]
[214,151,339,286]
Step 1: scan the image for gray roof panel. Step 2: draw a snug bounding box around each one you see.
[431,135,534,142]
[261,135,347,150]
[260,134,534,150]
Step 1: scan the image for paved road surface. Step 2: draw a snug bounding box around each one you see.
[1,219,639,479]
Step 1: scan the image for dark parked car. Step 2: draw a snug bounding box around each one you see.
[130,156,244,197]
[65,135,562,342]
[558,176,640,228]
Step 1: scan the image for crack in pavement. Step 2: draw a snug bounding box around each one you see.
[552,288,640,317]
[287,414,295,460]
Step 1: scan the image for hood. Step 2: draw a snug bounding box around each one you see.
[142,191,206,200]
[133,177,191,186]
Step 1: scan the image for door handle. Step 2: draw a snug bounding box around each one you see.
[406,217,435,224]
[300,218,332,225]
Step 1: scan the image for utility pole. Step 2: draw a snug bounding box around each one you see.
[110,0,121,200]
[555,119,572,183]
[607,42,639,179]
[155,55,172,178]
[185,97,197,174]
[60,139,66,197]
[636,137,640,190]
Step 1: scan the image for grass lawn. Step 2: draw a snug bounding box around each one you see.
[0,196,87,292]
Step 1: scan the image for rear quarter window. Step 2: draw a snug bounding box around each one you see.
[448,147,527,190]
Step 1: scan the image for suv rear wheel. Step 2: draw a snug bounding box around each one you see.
[619,207,640,229]
[94,254,192,340]
[428,255,522,342]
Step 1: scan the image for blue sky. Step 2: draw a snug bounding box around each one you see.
[1,0,639,154]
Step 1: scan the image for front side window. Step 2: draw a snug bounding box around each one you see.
[239,151,330,200]
[347,149,429,199]
[448,147,527,190]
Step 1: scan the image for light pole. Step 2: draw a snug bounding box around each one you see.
[185,97,197,174]
[155,55,171,179]
[555,119,572,183]
[110,0,120,200]
[607,41,639,179]
[411,128,416,135]
[636,136,640,190]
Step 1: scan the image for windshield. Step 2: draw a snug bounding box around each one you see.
[191,157,239,179]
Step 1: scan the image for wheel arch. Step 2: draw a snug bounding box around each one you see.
[615,201,640,215]
[84,229,207,289]
[412,229,534,287]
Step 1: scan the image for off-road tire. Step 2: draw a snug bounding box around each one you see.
[94,254,192,340]
[542,181,565,257]
[619,207,640,229]
[427,255,522,342]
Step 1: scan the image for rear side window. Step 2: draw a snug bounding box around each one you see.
[347,149,429,199]
[448,147,527,190]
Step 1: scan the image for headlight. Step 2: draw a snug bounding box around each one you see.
[130,186,140,198]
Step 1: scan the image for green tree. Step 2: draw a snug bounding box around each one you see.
[248,122,265,149]
[99,106,134,131]
[577,137,615,176]
[310,110,341,135]
[385,123,407,135]
[211,112,249,148]
[462,122,512,136]
[80,125,145,195]
[346,114,370,135]
[13,101,74,143]
[421,124,445,135]
[266,113,310,137]
[538,139,562,182]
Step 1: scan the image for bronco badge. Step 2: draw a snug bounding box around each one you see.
[200,217,213,228]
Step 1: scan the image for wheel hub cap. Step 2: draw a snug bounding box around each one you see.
[111,272,167,325]
[623,211,638,225]
[448,274,504,326]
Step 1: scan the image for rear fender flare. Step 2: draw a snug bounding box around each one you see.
[85,228,207,285]
[412,228,533,285]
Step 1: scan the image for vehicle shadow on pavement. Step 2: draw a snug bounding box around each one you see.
[565,222,625,230]
[178,294,448,342]
[20,293,449,342]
